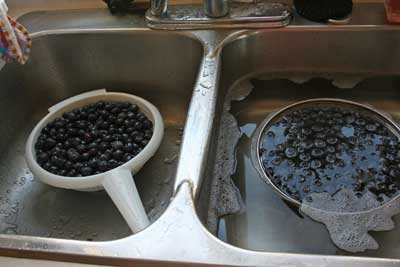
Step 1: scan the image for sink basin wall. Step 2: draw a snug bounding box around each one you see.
[195,29,400,258]
[0,31,203,241]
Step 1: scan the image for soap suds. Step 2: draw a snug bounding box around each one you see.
[301,189,400,253]
[206,80,252,233]
[258,73,365,89]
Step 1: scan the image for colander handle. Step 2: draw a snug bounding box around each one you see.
[101,168,149,233]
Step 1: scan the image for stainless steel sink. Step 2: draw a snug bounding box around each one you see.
[0,4,400,267]
[195,18,400,264]
[0,30,203,241]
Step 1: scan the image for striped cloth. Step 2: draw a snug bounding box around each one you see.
[0,11,31,65]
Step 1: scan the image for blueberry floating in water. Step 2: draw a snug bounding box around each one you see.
[35,100,154,177]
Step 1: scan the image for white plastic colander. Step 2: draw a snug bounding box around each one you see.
[25,89,164,233]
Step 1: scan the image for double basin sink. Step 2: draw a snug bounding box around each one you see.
[0,4,400,266]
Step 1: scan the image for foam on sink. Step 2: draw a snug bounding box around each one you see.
[258,73,365,89]
[206,79,252,234]
[300,189,400,253]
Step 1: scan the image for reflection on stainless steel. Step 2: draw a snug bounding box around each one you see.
[146,1,292,30]
[0,3,398,267]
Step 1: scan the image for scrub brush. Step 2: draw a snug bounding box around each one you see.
[294,0,353,23]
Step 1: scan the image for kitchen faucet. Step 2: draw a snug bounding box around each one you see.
[146,0,292,29]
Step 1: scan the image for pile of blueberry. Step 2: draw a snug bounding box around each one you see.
[35,101,153,177]
[259,106,400,203]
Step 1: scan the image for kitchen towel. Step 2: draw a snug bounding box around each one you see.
[0,0,31,65]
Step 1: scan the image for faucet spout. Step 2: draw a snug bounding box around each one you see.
[151,0,168,16]
[203,0,229,18]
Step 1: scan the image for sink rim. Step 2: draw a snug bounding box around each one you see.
[1,5,400,267]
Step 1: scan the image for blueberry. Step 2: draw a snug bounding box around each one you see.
[96,101,105,109]
[111,141,124,150]
[82,152,90,161]
[79,111,88,120]
[83,133,93,143]
[87,158,98,169]
[67,149,80,162]
[37,153,49,164]
[123,153,134,162]
[99,153,111,161]
[366,124,377,132]
[124,119,134,127]
[311,148,324,158]
[111,107,120,114]
[63,111,78,121]
[88,148,98,156]
[65,161,74,170]
[67,128,78,136]
[70,137,81,147]
[76,121,87,129]
[310,159,322,169]
[326,154,336,164]
[142,120,152,129]
[54,118,67,128]
[112,150,124,160]
[129,104,138,113]
[134,135,144,143]
[311,125,323,132]
[327,137,338,145]
[98,161,109,171]
[88,114,97,122]
[356,118,366,126]
[81,167,93,176]
[133,121,143,130]
[51,155,66,167]
[123,127,133,134]
[99,142,110,151]
[126,112,136,119]
[76,144,87,153]
[44,138,57,150]
[50,165,59,173]
[299,153,311,162]
[314,139,326,148]
[67,169,77,177]
[272,157,282,166]
[141,139,149,147]
[123,143,134,153]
